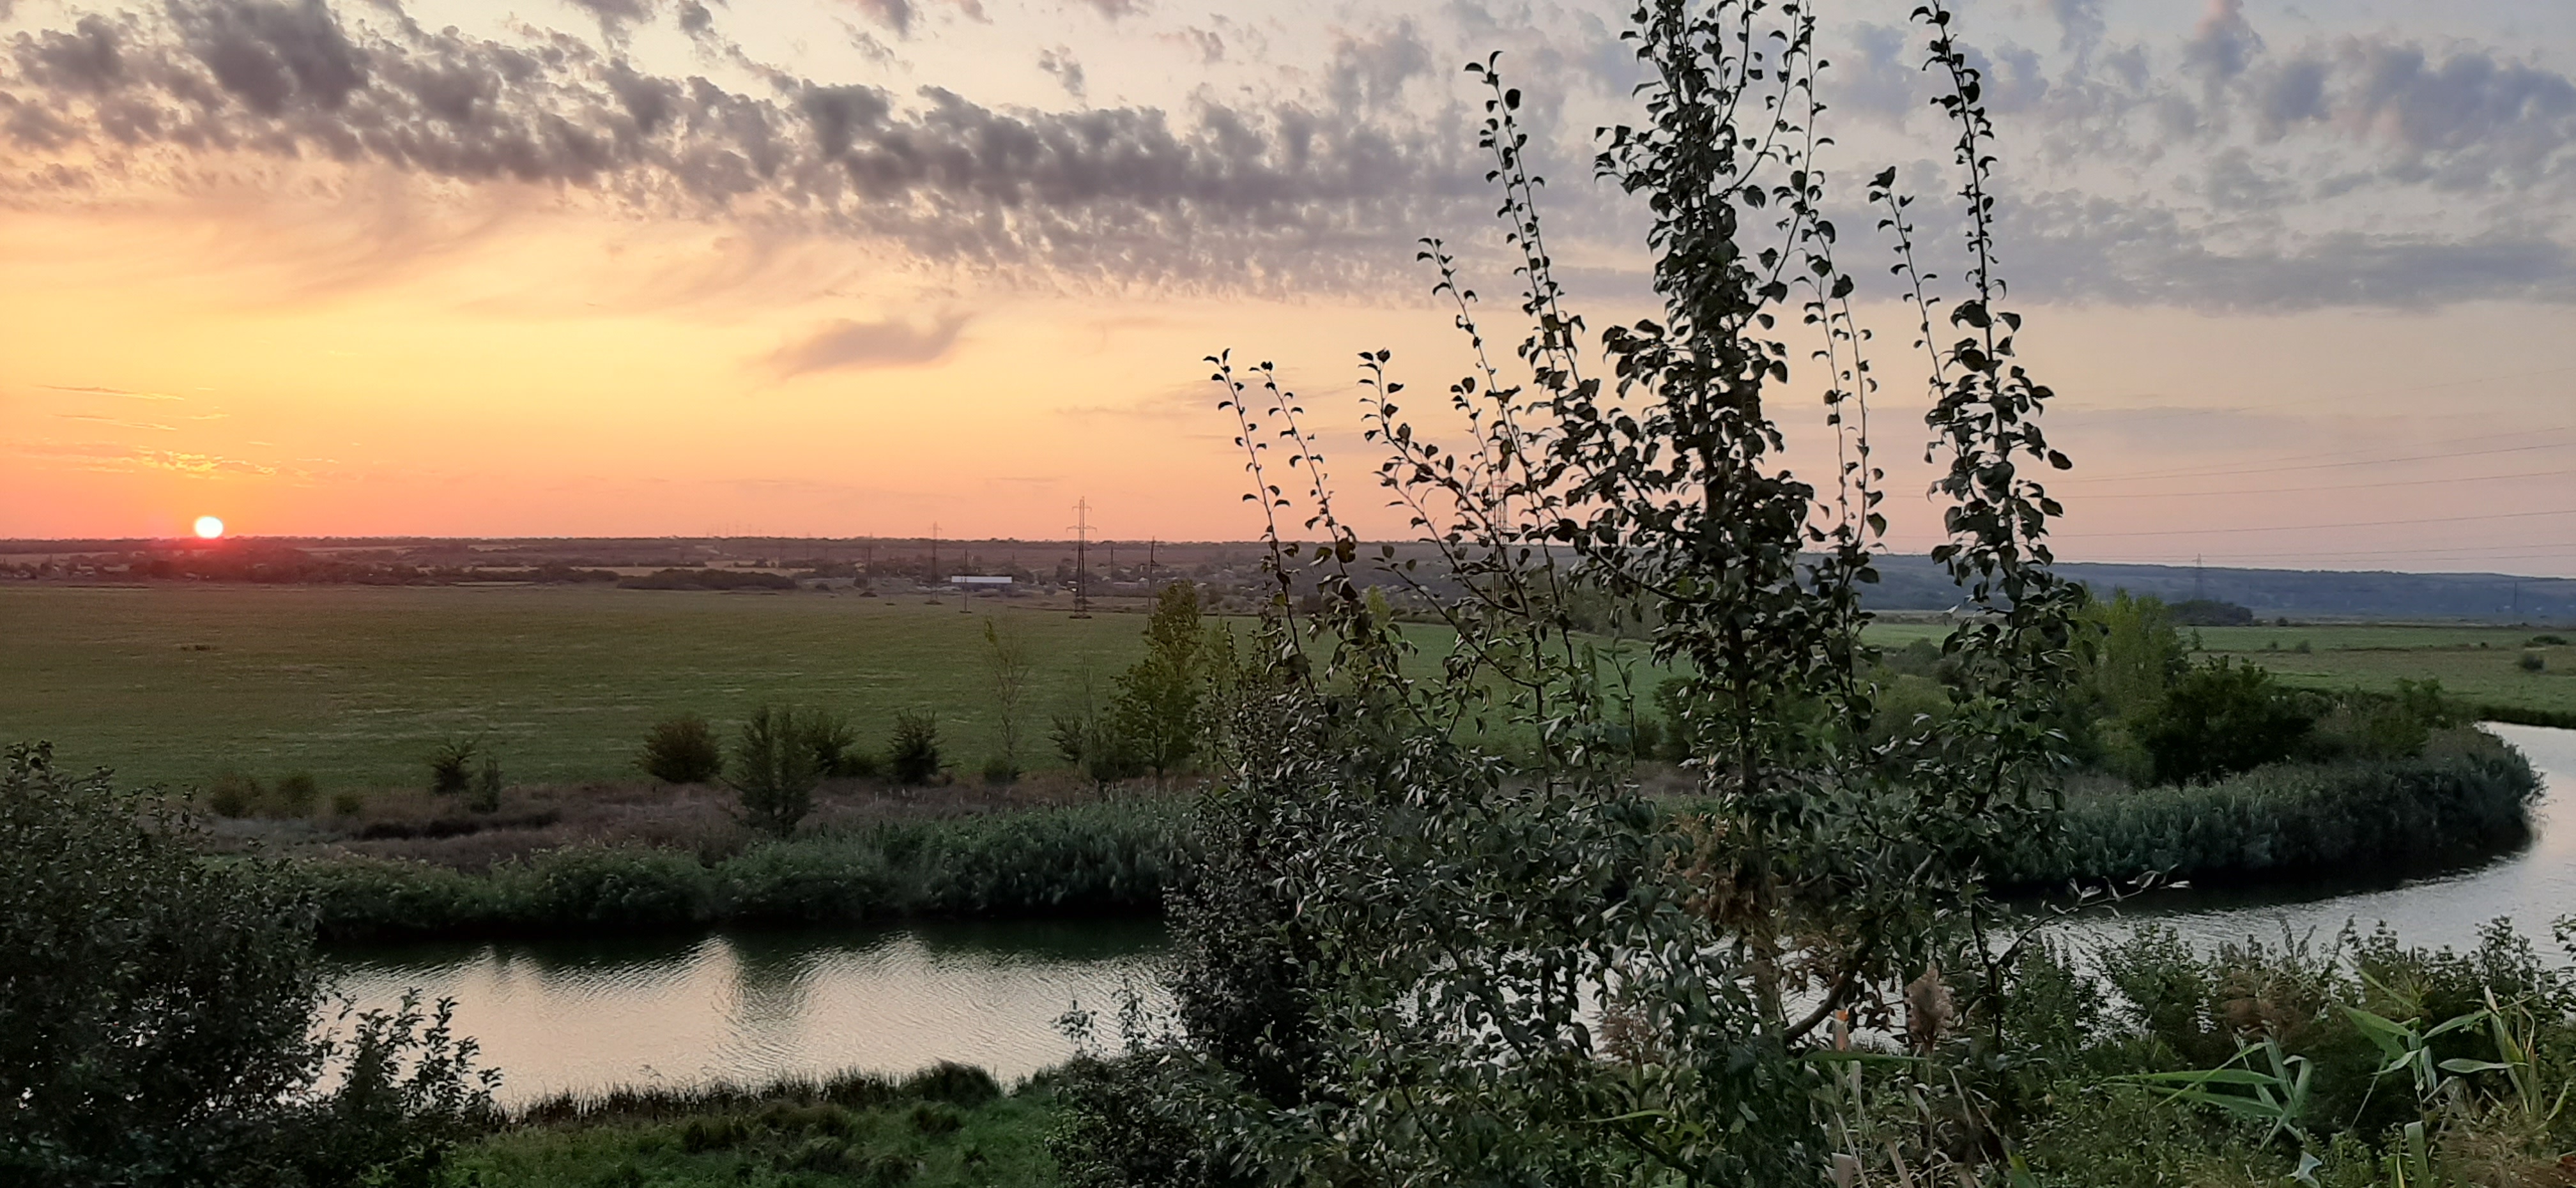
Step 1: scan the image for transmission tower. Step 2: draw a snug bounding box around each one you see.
[1070,499,1093,618]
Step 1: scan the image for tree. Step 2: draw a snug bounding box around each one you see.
[1065,3,2089,1181]
[1,742,495,1186]
[1110,582,1209,782]
[729,705,818,837]
[887,711,945,785]
[2090,590,2190,720]
[2139,659,2315,786]
[983,617,1036,775]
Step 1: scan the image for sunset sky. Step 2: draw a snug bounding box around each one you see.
[2,0,2571,575]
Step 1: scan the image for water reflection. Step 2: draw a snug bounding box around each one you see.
[328,919,1169,1106]
[332,727,2571,1105]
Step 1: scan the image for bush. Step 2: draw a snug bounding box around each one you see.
[206,768,263,818]
[2136,659,2313,786]
[2,743,495,1184]
[983,756,1021,786]
[275,771,319,814]
[730,706,818,838]
[799,712,878,779]
[638,714,723,784]
[887,712,944,786]
[329,790,364,817]
[2519,650,2546,672]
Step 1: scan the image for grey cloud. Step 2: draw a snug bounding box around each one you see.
[847,0,912,37]
[1038,45,1084,102]
[2184,0,2260,83]
[0,0,1478,293]
[2048,0,2103,59]
[1074,0,1144,20]
[1326,19,1430,111]
[768,312,969,375]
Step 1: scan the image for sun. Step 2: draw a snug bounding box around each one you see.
[193,515,226,540]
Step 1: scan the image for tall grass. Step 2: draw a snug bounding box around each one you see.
[298,800,1181,941]
[2011,728,2540,889]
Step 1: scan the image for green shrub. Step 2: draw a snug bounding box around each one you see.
[2519,650,2546,673]
[730,705,818,838]
[426,736,480,795]
[206,768,263,818]
[2136,659,2313,786]
[328,790,364,817]
[638,714,722,784]
[799,712,878,779]
[274,771,319,814]
[887,712,944,786]
[982,756,1020,786]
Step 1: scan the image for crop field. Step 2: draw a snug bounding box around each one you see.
[1,584,1170,793]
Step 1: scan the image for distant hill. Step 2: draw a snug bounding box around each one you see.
[1866,556,2575,623]
[3,535,2566,623]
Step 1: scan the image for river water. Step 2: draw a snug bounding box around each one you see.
[332,724,2573,1106]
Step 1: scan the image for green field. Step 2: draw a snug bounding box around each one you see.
[1,584,1163,792]
[6,585,2567,795]
[1863,619,2574,716]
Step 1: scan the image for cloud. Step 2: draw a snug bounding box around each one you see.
[766,312,970,375]
[845,0,912,37]
[0,0,1479,294]
[1074,0,1144,21]
[42,384,184,400]
[1038,45,1084,102]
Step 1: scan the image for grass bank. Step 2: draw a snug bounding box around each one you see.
[296,800,1180,942]
[2014,726,2540,890]
[455,1063,1057,1187]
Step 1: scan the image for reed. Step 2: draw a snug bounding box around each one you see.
[299,798,1182,941]
[2013,727,2540,889]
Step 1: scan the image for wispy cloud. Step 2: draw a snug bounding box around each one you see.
[765,312,970,376]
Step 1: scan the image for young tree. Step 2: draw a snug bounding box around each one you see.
[1110,582,1209,783]
[1069,1,2087,1181]
[982,617,1036,773]
[728,705,818,837]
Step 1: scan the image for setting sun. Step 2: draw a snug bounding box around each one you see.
[192,515,224,540]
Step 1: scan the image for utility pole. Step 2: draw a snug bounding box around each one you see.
[1070,499,1093,619]
[1147,537,1158,592]
[2193,554,2205,602]
[929,524,940,586]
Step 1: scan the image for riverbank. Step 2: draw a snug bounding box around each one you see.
[292,729,2541,943]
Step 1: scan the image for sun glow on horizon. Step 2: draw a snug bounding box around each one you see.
[193,515,225,540]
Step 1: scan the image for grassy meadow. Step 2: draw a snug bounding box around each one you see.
[5,583,2567,796]
[0,584,1164,793]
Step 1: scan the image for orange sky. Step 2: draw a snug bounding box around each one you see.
[3,0,2571,575]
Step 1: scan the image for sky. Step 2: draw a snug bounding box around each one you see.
[0,0,2571,575]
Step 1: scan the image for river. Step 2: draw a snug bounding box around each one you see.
[331,724,2572,1106]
